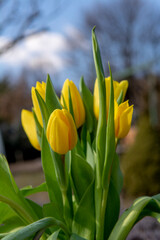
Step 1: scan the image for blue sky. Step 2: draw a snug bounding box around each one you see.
[0,0,160,88]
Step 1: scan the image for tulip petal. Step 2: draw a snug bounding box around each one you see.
[93,79,99,119]
[117,105,133,138]
[21,109,40,150]
[31,87,43,127]
[31,82,46,127]
[60,79,85,128]
[36,81,46,101]
[46,109,77,154]
[117,101,129,118]
[114,100,119,136]
[114,80,128,100]
[94,77,128,120]
[70,81,85,128]
[62,109,78,150]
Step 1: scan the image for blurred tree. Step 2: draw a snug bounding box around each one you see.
[67,0,160,91]
[0,77,31,123]
[121,115,160,197]
[85,0,160,73]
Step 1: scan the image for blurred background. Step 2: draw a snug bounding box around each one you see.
[0,0,160,237]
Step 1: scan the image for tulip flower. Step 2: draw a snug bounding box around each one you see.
[31,81,46,127]
[114,100,133,138]
[60,79,85,128]
[93,77,128,119]
[46,109,77,154]
[21,109,40,150]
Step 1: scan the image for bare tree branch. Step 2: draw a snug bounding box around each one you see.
[0,0,73,56]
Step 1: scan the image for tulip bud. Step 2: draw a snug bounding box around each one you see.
[60,79,85,128]
[46,109,77,154]
[21,109,40,150]
[31,81,46,127]
[114,100,133,138]
[93,77,128,119]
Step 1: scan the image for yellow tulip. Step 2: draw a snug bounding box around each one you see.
[114,100,133,139]
[31,81,46,127]
[21,109,40,150]
[46,109,77,154]
[93,77,128,119]
[60,79,85,128]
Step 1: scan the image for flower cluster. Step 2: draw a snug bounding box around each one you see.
[21,79,85,154]
[22,77,133,154]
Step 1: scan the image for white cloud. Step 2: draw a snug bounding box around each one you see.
[64,25,90,51]
[0,32,70,78]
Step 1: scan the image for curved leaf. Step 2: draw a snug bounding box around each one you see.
[108,195,160,240]
[48,229,60,240]
[35,89,49,130]
[2,217,69,240]
[104,180,120,239]
[110,153,123,195]
[20,182,47,197]
[72,175,95,240]
[79,77,94,133]
[45,74,62,114]
[71,152,94,202]
[41,131,63,211]
[0,155,38,224]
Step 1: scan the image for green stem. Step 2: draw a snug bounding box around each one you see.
[100,185,109,240]
[96,184,109,240]
[95,187,103,240]
[62,189,72,232]
[51,151,67,191]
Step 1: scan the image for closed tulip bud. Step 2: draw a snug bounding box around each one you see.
[114,100,133,139]
[46,109,77,154]
[31,81,46,127]
[21,109,40,150]
[93,77,128,119]
[60,79,85,128]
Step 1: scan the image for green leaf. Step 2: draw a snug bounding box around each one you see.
[20,182,47,197]
[32,108,43,144]
[68,85,75,122]
[48,229,61,240]
[43,203,64,223]
[43,203,64,234]
[110,153,123,195]
[63,152,74,227]
[72,174,95,240]
[70,233,87,240]
[0,202,24,234]
[71,152,94,202]
[108,195,160,240]
[45,74,62,114]
[35,89,49,130]
[86,142,95,169]
[117,90,123,105]
[104,180,120,239]
[61,93,68,110]
[25,199,43,220]
[92,26,105,77]
[79,77,94,132]
[92,27,106,187]
[102,64,115,188]
[0,155,38,224]
[2,217,69,240]
[41,131,63,210]
[80,124,87,155]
